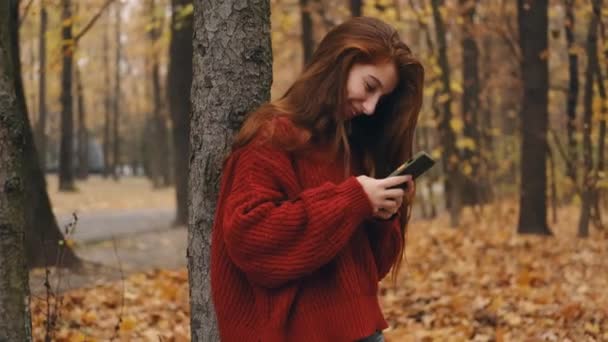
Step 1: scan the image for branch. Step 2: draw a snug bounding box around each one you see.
[74,0,115,42]
[18,0,35,28]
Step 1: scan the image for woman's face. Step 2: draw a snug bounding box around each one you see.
[344,61,398,120]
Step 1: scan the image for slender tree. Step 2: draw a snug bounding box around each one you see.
[168,0,192,226]
[564,0,579,182]
[103,11,112,177]
[112,0,121,180]
[147,0,170,187]
[0,1,32,339]
[579,0,603,237]
[351,0,362,16]
[189,0,272,339]
[35,0,47,170]
[75,65,88,179]
[431,0,462,227]
[460,0,485,206]
[300,0,314,66]
[58,0,76,190]
[516,0,552,235]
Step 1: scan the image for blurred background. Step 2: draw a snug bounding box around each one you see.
[13,0,608,340]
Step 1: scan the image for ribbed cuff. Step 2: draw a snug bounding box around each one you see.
[338,176,374,223]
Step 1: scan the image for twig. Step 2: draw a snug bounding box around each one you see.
[74,0,115,42]
[18,0,35,28]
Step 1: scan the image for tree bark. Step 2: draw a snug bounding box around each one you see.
[564,0,579,183]
[189,0,272,339]
[516,0,552,235]
[75,65,88,179]
[36,0,47,171]
[103,11,111,177]
[299,0,314,66]
[147,0,171,188]
[0,1,32,339]
[59,0,75,191]
[460,0,485,206]
[578,0,602,237]
[350,0,362,16]
[168,0,192,226]
[431,0,461,227]
[112,1,121,180]
[12,0,80,269]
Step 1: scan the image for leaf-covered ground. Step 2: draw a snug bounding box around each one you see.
[31,202,608,341]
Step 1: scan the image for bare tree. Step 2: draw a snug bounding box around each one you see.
[189,0,272,339]
[168,0,192,226]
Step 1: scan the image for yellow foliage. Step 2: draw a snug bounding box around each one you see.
[450,118,464,134]
[120,316,137,332]
[456,137,477,150]
[450,80,463,94]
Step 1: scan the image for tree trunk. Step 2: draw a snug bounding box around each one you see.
[0,2,32,339]
[431,0,461,227]
[350,0,362,16]
[564,0,579,183]
[460,0,484,206]
[36,0,47,171]
[168,0,192,226]
[75,65,88,179]
[578,0,602,237]
[112,1,121,180]
[148,0,171,188]
[300,0,314,66]
[103,12,111,177]
[59,0,75,191]
[12,0,81,269]
[516,0,551,235]
[189,0,272,339]
[595,60,606,227]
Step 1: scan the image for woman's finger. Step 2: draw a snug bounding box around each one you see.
[384,188,405,199]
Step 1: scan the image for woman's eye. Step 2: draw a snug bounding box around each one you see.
[364,82,374,92]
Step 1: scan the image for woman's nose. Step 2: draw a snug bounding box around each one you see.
[362,96,379,115]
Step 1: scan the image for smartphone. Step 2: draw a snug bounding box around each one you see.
[388,151,436,179]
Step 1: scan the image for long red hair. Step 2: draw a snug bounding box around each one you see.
[231,17,424,278]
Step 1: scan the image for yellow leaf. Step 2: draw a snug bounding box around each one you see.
[437,93,451,104]
[456,137,476,150]
[68,332,86,342]
[177,3,193,19]
[81,310,97,325]
[450,118,464,133]
[450,80,463,94]
[462,162,472,176]
[120,316,137,332]
[431,148,442,160]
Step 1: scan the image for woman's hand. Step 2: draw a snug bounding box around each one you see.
[356,175,413,219]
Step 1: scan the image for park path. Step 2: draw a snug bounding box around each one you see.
[57,208,175,243]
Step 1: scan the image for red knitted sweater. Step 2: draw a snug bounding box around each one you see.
[210,120,403,342]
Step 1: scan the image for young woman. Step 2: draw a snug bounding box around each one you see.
[210,16,424,342]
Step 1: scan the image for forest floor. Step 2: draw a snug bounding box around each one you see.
[29,176,608,341]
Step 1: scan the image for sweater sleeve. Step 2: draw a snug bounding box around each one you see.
[366,215,403,280]
[222,145,374,288]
